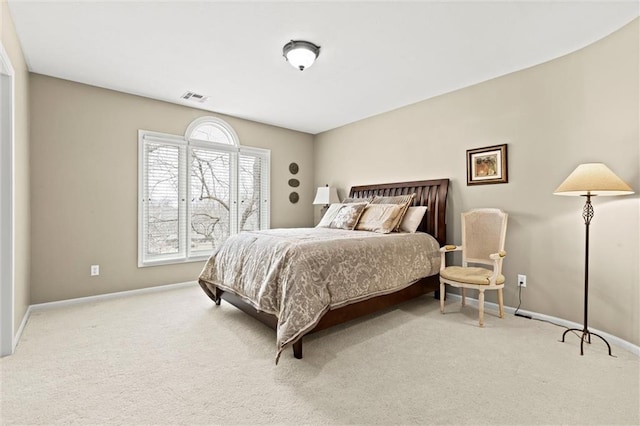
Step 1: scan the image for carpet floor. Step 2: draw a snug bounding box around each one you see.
[1,283,638,425]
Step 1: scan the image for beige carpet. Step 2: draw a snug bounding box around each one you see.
[1,284,638,425]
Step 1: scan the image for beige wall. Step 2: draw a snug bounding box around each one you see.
[1,0,30,337]
[9,7,640,348]
[314,19,639,345]
[29,75,314,303]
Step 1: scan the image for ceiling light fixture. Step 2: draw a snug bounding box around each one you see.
[282,40,320,71]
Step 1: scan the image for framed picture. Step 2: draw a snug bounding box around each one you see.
[466,144,508,185]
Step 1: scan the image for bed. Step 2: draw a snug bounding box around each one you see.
[198,179,449,362]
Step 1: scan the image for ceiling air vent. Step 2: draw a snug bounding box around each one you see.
[180,91,209,103]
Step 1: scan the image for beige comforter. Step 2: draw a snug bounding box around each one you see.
[198,227,441,362]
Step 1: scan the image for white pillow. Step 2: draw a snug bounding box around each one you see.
[399,206,427,233]
[316,203,343,228]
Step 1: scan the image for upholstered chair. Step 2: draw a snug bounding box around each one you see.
[439,209,508,327]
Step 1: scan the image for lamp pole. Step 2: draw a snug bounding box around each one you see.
[554,163,634,356]
[561,194,613,356]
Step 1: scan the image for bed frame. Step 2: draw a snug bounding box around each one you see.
[199,178,449,360]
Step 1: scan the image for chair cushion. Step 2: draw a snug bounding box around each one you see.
[441,266,505,285]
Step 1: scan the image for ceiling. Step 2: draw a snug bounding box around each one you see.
[7,1,639,135]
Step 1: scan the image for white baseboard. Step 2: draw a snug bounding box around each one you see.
[446,293,640,357]
[28,281,198,312]
[12,281,198,352]
[12,282,638,358]
[13,304,30,353]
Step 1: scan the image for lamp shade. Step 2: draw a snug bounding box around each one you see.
[313,186,339,205]
[283,40,320,71]
[554,163,634,197]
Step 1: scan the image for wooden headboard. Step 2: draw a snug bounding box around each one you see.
[349,179,449,246]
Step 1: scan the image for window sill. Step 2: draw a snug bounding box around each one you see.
[138,255,210,268]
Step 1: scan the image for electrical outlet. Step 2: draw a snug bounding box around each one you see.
[517,274,526,287]
[90,265,100,276]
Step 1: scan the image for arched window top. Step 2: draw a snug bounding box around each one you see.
[185,116,239,146]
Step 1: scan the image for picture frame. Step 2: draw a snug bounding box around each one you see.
[466,144,508,185]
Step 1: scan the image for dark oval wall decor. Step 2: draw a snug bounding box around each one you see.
[288,178,300,188]
[289,162,299,175]
[289,192,299,204]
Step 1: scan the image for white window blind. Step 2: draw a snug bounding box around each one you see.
[238,151,269,232]
[140,140,186,262]
[138,118,269,267]
[189,148,232,255]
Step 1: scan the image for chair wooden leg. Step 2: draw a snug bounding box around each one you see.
[498,288,504,318]
[478,290,485,327]
[461,288,466,307]
[440,283,445,313]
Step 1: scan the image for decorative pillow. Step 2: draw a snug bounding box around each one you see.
[370,193,416,231]
[399,206,428,233]
[316,203,343,228]
[356,204,403,233]
[342,196,373,204]
[328,203,367,230]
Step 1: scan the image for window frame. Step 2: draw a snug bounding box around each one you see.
[138,118,270,267]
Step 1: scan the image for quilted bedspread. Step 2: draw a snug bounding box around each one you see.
[198,227,441,362]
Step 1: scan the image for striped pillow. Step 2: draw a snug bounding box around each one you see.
[355,204,403,233]
[342,196,373,204]
[370,193,415,231]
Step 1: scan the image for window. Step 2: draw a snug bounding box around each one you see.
[138,117,270,267]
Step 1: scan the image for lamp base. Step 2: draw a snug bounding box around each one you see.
[561,327,613,356]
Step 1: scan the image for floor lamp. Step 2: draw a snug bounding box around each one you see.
[554,163,634,356]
